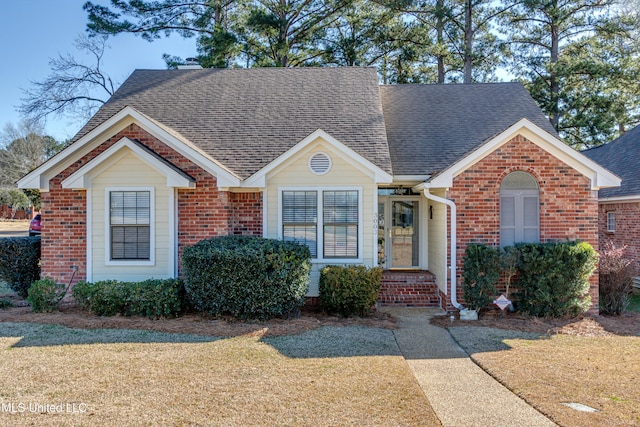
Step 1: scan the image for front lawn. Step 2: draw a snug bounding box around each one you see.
[449,324,640,427]
[0,322,438,426]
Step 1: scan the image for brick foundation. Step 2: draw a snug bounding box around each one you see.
[378,270,440,307]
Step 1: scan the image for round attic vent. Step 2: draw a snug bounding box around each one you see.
[309,152,332,175]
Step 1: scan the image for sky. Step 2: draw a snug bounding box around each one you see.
[0,1,197,142]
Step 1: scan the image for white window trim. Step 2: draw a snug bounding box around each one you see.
[278,186,363,263]
[607,211,616,233]
[105,186,156,266]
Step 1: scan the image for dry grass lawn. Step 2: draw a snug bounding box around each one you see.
[0,322,439,426]
[447,321,640,427]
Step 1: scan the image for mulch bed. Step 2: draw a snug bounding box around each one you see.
[430,308,640,337]
[0,296,398,337]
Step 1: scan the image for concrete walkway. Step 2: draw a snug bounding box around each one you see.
[383,308,557,427]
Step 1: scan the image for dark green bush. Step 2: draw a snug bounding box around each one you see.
[319,265,383,317]
[73,278,185,318]
[515,241,597,317]
[0,236,41,298]
[599,241,638,315]
[27,277,64,313]
[462,243,501,311]
[0,299,12,309]
[182,236,311,320]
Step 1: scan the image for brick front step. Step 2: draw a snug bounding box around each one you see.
[379,270,440,307]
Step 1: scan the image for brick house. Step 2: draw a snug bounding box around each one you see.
[19,68,619,311]
[583,126,640,271]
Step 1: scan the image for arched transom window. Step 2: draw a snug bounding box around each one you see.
[500,171,540,247]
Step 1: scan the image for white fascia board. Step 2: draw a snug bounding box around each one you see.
[427,118,621,190]
[599,195,640,203]
[18,106,240,191]
[62,137,196,189]
[242,129,393,188]
[392,175,430,185]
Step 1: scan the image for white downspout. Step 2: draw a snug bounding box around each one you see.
[422,188,463,310]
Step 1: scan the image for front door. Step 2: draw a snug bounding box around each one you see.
[378,197,420,268]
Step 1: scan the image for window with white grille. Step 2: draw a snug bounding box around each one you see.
[281,188,359,260]
[110,191,151,260]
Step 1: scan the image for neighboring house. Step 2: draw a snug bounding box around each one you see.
[19,68,619,311]
[583,126,640,264]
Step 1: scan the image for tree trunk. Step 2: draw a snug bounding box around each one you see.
[549,20,560,129]
[436,0,445,83]
[463,0,473,83]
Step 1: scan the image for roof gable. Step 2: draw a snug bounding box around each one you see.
[243,129,393,187]
[420,119,620,190]
[62,137,195,189]
[583,125,640,199]
[18,106,240,190]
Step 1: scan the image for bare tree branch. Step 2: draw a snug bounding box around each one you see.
[18,34,118,123]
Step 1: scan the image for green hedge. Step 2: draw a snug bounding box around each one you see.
[182,235,311,320]
[72,278,186,318]
[0,236,41,298]
[27,277,64,313]
[515,241,597,317]
[319,265,382,317]
[462,244,501,311]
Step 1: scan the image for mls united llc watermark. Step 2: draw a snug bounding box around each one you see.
[1,402,87,414]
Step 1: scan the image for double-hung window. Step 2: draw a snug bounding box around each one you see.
[109,190,151,261]
[282,189,359,260]
[282,191,318,257]
[323,191,358,258]
[607,212,616,233]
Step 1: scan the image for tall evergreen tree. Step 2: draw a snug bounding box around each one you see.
[85,0,242,67]
[502,0,637,147]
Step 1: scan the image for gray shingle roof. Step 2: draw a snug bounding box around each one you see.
[72,67,392,179]
[73,68,558,180]
[379,83,558,175]
[583,125,640,198]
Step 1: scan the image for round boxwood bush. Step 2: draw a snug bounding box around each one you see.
[182,236,311,320]
[319,265,383,317]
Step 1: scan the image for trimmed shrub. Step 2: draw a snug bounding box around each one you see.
[319,265,383,317]
[182,236,311,320]
[73,280,123,316]
[73,279,186,318]
[0,299,12,309]
[124,279,186,318]
[0,236,41,298]
[599,241,638,316]
[515,241,598,317]
[27,277,64,313]
[462,243,501,311]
